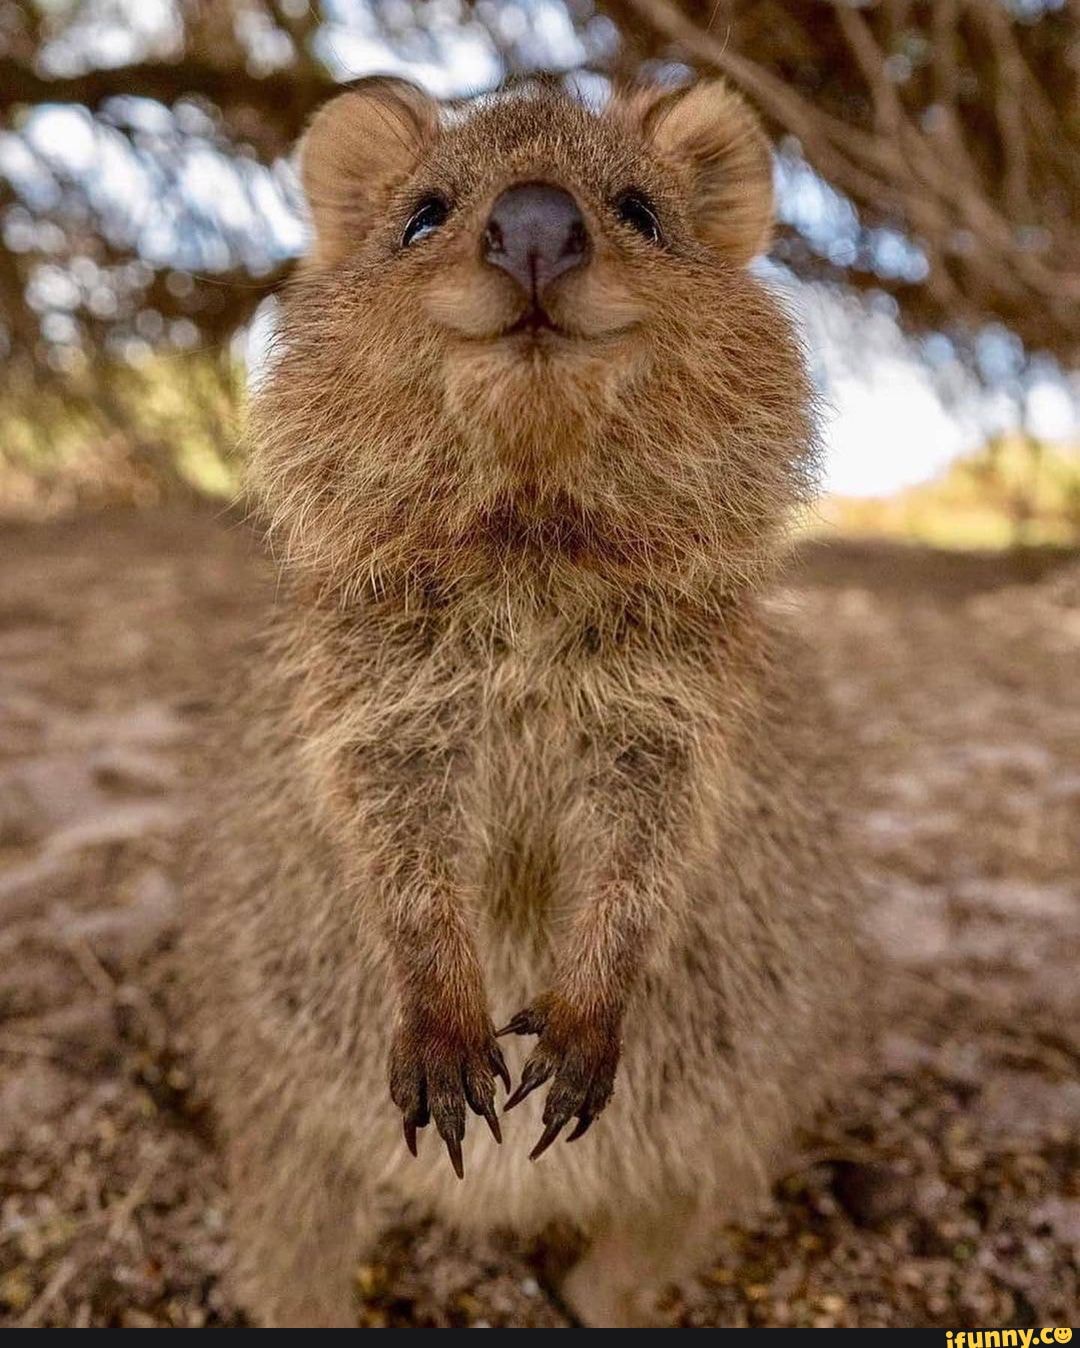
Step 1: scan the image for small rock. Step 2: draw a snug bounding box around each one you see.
[831,1160,912,1229]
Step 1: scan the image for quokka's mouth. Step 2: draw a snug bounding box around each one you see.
[504,304,568,338]
[498,299,647,344]
[448,301,639,347]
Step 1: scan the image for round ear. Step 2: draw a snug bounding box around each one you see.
[623,80,774,266]
[299,76,438,268]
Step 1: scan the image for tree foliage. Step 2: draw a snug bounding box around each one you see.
[0,0,1076,400]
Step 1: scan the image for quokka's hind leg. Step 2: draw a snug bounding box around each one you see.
[223,1112,379,1328]
[559,1196,712,1328]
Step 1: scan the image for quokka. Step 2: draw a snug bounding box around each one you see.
[184,74,862,1327]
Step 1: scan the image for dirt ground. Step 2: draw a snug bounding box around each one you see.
[0,507,1077,1328]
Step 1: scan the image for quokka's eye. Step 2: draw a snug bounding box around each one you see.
[614,190,663,245]
[402,195,450,247]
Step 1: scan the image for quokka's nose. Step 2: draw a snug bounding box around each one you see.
[482,182,589,302]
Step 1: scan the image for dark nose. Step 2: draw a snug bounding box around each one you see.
[482,182,588,302]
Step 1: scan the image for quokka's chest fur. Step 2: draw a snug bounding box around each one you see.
[281,590,739,937]
[291,593,725,797]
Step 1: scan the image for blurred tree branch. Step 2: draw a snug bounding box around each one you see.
[0,58,331,157]
[602,0,1079,362]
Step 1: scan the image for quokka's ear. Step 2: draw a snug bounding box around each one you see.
[299,76,438,267]
[626,80,773,266]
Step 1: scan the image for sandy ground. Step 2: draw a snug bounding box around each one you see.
[0,508,1077,1328]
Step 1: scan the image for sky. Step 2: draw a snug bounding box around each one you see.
[788,282,1078,495]
[819,357,1076,495]
[7,0,1078,497]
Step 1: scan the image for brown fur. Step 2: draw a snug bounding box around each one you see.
[184,76,861,1327]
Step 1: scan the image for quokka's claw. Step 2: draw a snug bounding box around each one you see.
[490,1044,512,1092]
[480,1101,502,1143]
[403,1118,418,1157]
[529,1117,567,1161]
[566,1113,594,1142]
[496,1011,533,1037]
[498,1001,550,1037]
[444,1132,465,1180]
[504,1056,552,1111]
[503,1081,531,1110]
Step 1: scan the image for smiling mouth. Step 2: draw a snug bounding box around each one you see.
[450,307,638,347]
[504,304,567,338]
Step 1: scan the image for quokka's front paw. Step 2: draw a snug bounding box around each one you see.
[389,1009,511,1178]
[499,993,621,1160]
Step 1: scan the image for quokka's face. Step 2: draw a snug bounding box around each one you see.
[294,77,783,456]
[256,77,810,597]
